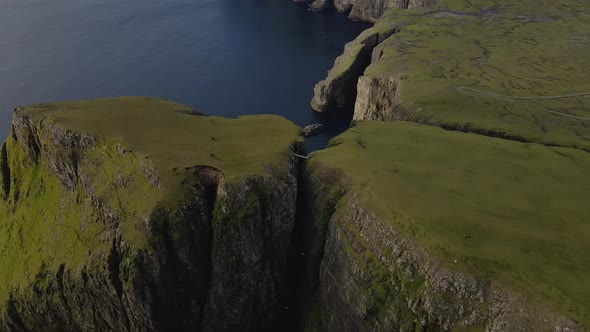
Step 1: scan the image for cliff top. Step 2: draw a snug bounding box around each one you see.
[366,0,590,149]
[17,97,301,179]
[312,120,590,326]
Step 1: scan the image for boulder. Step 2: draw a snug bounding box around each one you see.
[302,123,325,137]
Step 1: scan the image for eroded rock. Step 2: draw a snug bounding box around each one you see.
[302,123,325,137]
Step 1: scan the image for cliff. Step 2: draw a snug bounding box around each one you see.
[303,121,588,331]
[311,0,590,150]
[0,97,303,331]
[310,25,399,112]
[1,0,590,329]
[310,0,438,22]
[304,0,590,329]
[1,97,588,330]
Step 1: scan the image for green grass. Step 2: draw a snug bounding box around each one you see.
[364,0,590,149]
[21,97,300,179]
[311,120,590,326]
[0,97,300,312]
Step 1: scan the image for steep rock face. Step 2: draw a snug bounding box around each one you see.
[203,164,299,331]
[0,142,9,200]
[310,0,438,22]
[303,159,583,332]
[353,75,411,121]
[0,100,301,331]
[1,112,211,331]
[310,26,398,112]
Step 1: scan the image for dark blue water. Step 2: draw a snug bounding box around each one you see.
[0,0,369,150]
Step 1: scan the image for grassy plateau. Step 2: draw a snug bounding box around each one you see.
[19,97,300,179]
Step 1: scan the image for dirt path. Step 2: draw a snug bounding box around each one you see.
[456,86,590,120]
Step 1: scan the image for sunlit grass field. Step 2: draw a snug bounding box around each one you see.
[312,120,590,326]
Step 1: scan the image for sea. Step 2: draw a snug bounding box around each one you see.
[0,0,370,151]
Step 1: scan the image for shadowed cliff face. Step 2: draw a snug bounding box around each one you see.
[0,143,9,199]
[203,165,300,331]
[310,26,399,112]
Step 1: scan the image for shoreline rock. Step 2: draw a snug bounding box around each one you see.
[310,25,398,112]
[302,123,325,137]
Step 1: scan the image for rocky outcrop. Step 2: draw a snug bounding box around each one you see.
[0,105,302,331]
[301,161,583,331]
[310,0,438,22]
[310,26,398,112]
[302,124,324,137]
[353,75,412,121]
[202,164,299,331]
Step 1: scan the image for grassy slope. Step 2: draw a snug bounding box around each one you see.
[311,120,590,326]
[0,97,300,309]
[366,0,590,149]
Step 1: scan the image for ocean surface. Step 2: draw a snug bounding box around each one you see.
[0,0,370,151]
